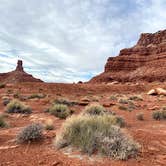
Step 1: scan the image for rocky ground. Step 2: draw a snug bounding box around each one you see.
[0,82,166,166]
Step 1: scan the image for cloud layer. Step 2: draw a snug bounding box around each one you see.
[0,0,165,82]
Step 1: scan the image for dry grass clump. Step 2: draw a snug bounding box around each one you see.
[0,83,6,89]
[28,93,46,99]
[110,95,118,101]
[6,100,32,114]
[54,98,76,106]
[82,104,106,116]
[0,115,8,128]
[16,123,43,143]
[119,98,129,104]
[129,95,143,101]
[55,114,139,160]
[49,104,72,119]
[45,119,54,130]
[2,96,11,106]
[152,110,166,120]
[136,113,144,121]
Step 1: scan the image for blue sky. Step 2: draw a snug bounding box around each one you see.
[0,0,165,82]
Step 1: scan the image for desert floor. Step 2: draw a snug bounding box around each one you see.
[0,82,166,166]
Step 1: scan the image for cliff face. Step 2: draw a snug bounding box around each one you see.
[0,60,43,83]
[90,29,166,83]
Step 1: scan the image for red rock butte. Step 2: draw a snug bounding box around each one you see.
[0,60,43,83]
[90,29,166,83]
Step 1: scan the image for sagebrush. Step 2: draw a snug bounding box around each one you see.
[55,114,139,160]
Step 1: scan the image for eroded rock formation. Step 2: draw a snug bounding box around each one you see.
[0,60,43,83]
[90,29,166,83]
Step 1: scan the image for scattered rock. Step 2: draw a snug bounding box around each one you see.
[147,88,166,96]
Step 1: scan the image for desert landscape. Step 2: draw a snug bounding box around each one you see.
[0,29,166,166]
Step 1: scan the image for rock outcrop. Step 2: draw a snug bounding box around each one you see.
[90,29,166,83]
[0,60,43,83]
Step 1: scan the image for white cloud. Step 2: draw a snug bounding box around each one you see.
[0,0,165,82]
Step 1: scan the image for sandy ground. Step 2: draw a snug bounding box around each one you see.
[0,82,166,166]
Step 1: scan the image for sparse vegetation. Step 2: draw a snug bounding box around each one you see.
[110,95,118,101]
[82,104,106,116]
[55,114,139,160]
[28,93,45,99]
[0,83,6,89]
[45,119,54,130]
[54,98,76,106]
[118,105,128,111]
[13,92,20,98]
[16,123,43,143]
[136,113,144,121]
[129,95,143,101]
[49,104,72,119]
[6,100,32,114]
[2,97,11,106]
[119,98,129,104]
[0,115,8,128]
[152,110,166,120]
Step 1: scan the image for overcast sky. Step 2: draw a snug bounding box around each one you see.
[0,0,165,82]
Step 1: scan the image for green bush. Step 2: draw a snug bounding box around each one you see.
[0,83,6,89]
[6,100,32,114]
[49,104,72,119]
[55,114,139,160]
[82,104,106,116]
[16,123,43,143]
[136,113,144,121]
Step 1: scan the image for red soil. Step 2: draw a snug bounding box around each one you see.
[0,82,166,166]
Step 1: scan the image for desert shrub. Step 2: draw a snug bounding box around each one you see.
[161,110,166,119]
[152,110,166,120]
[49,104,72,119]
[28,93,45,99]
[0,115,8,128]
[152,111,162,120]
[82,104,106,116]
[55,115,139,160]
[162,106,166,111]
[119,98,129,104]
[115,116,125,127]
[136,113,144,121]
[129,96,143,101]
[110,95,117,101]
[0,83,5,89]
[2,97,11,106]
[118,105,128,111]
[45,119,54,130]
[16,123,43,143]
[54,98,76,106]
[128,102,136,111]
[7,89,13,94]
[6,100,32,114]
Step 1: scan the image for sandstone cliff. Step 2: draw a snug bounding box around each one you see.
[0,60,43,83]
[90,29,166,83]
